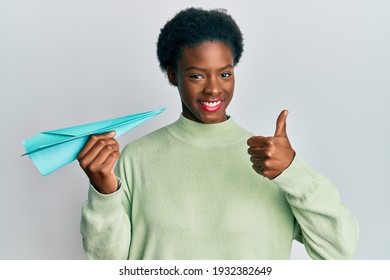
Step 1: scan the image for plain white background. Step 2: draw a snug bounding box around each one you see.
[1,0,389,259]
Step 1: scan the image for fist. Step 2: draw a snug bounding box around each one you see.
[247,110,295,179]
[77,131,120,194]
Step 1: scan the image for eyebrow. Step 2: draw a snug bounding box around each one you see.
[184,64,234,72]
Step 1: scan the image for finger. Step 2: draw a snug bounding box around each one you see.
[84,146,120,175]
[100,150,121,174]
[87,149,120,177]
[274,110,288,137]
[77,131,116,160]
[80,142,119,170]
[250,156,263,166]
[247,136,272,148]
[247,136,263,147]
[247,145,273,157]
[252,163,263,175]
[252,162,276,178]
[80,137,118,164]
[92,143,119,165]
[247,146,262,156]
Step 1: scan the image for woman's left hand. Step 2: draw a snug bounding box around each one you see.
[247,110,295,179]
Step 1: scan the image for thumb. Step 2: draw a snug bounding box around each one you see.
[274,110,289,137]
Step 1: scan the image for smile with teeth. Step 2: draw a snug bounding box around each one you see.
[198,100,223,112]
[201,100,222,107]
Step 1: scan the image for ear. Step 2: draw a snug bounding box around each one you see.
[167,66,178,86]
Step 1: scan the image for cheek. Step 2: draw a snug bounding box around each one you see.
[230,78,235,91]
[226,81,235,98]
[224,82,235,107]
[181,83,199,100]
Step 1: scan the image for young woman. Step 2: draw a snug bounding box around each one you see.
[78,8,359,259]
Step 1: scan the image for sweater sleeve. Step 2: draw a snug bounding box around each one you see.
[272,155,359,259]
[80,176,132,260]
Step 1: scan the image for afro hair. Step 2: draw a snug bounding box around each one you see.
[156,7,244,73]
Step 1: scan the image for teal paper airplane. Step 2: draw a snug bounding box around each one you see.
[22,108,165,176]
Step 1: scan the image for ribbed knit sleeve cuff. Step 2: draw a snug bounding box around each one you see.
[86,178,123,213]
[272,155,317,198]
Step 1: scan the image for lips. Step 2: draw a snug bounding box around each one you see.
[198,100,223,112]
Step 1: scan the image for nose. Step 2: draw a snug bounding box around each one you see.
[204,76,221,96]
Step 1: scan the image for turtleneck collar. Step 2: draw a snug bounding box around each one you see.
[166,114,250,147]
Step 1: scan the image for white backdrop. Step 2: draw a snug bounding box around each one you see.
[1,0,389,259]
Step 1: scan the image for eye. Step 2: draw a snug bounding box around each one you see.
[189,74,203,79]
[220,72,232,78]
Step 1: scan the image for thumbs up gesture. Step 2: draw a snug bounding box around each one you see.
[247,110,295,179]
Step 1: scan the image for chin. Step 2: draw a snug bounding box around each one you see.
[183,107,227,124]
[199,114,226,124]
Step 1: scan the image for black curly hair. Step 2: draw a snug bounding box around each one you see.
[156,7,244,73]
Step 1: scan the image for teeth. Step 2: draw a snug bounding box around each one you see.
[201,101,221,107]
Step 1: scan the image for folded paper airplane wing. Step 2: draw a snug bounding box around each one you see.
[22,108,165,176]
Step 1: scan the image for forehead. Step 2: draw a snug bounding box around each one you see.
[178,41,233,67]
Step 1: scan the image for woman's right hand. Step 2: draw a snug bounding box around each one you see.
[77,131,120,194]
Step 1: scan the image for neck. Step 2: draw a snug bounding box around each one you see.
[166,114,248,147]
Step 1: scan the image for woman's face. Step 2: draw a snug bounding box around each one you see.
[168,41,235,124]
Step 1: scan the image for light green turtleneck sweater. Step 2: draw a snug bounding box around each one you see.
[80,115,359,259]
